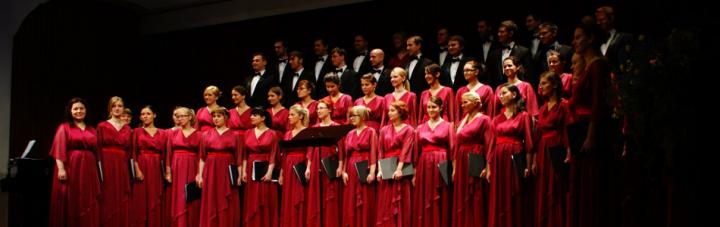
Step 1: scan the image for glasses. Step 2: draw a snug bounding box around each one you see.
[349,114,359,118]
[464,69,476,73]
[317,106,328,110]
[175,114,190,118]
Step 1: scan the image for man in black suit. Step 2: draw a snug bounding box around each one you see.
[439,35,469,91]
[522,13,543,58]
[351,34,372,76]
[330,47,359,99]
[404,36,434,96]
[435,26,450,67]
[369,48,392,96]
[535,22,573,73]
[475,19,500,64]
[246,53,277,108]
[283,51,314,107]
[273,39,293,88]
[596,5,633,73]
[486,20,535,88]
[311,38,335,99]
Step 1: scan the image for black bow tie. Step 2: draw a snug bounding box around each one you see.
[371,69,382,74]
[335,68,344,74]
[318,57,325,62]
[293,73,300,77]
[358,51,367,56]
[278,58,288,63]
[502,45,512,50]
[439,47,447,52]
[254,72,262,76]
[410,55,420,61]
[450,57,461,63]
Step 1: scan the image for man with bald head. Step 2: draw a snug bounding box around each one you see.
[369,49,393,96]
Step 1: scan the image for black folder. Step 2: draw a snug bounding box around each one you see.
[184,182,201,203]
[378,157,414,180]
[468,153,486,177]
[228,164,239,186]
[437,160,452,186]
[128,158,136,181]
[354,160,369,184]
[97,161,104,183]
[293,163,308,185]
[511,152,528,178]
[547,146,569,178]
[321,155,339,180]
[252,160,280,182]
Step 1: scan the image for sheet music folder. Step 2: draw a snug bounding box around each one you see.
[280,125,354,148]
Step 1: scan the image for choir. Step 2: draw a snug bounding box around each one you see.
[49,11,623,227]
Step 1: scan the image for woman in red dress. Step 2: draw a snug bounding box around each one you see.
[341,105,378,227]
[488,84,534,227]
[296,80,319,126]
[355,74,386,132]
[419,64,455,124]
[161,108,183,227]
[196,85,222,132]
[97,96,133,227]
[376,101,414,227]
[195,107,241,227]
[456,60,495,118]
[280,105,311,227]
[228,85,253,132]
[384,68,417,126]
[130,106,166,227]
[452,92,494,227]
[49,98,100,227]
[166,107,201,227]
[567,23,616,227]
[268,86,290,133]
[306,100,343,227]
[493,56,539,118]
[546,50,573,99]
[413,96,454,227]
[242,107,281,227]
[533,72,572,227]
[322,74,353,125]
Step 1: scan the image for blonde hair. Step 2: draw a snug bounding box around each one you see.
[204,85,222,98]
[289,104,309,127]
[350,105,370,121]
[107,96,124,119]
[176,106,197,127]
[461,91,482,111]
[391,67,410,91]
[210,106,229,118]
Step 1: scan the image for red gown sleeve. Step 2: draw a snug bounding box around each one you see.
[50,124,68,162]
[399,127,415,163]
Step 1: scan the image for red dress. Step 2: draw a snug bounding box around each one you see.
[342,126,378,227]
[307,121,343,227]
[419,87,456,124]
[376,124,414,227]
[534,100,570,227]
[130,128,167,227]
[228,107,253,132]
[97,121,132,227]
[488,111,533,227]
[195,107,214,132]
[325,94,353,125]
[567,58,615,227]
[49,123,101,227]
[268,107,290,133]
[494,81,539,117]
[296,100,319,126]
[280,130,310,227]
[384,91,417,126]
[198,129,242,227]
[456,84,495,119]
[166,129,201,227]
[413,121,454,227]
[242,128,281,227]
[452,114,494,227]
[354,96,386,132]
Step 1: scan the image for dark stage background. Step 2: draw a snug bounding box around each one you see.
[7,0,706,226]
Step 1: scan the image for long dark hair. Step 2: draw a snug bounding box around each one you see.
[65,97,90,127]
[502,84,526,113]
[251,107,272,128]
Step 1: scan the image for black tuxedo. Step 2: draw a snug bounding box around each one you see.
[404,54,434,96]
[486,43,534,88]
[439,55,469,91]
[352,51,373,76]
[282,68,315,107]
[471,37,500,64]
[372,67,393,97]
[336,67,360,99]
[310,55,335,99]
[246,70,276,108]
[272,57,293,88]
[604,31,633,73]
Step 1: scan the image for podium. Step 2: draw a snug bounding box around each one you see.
[2,157,53,227]
[280,124,353,227]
